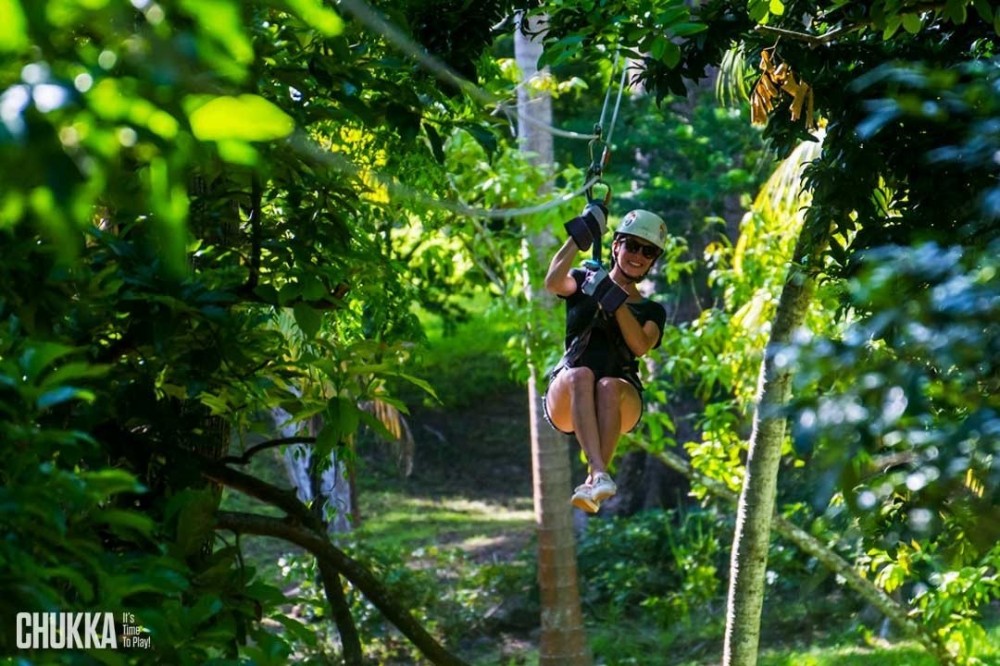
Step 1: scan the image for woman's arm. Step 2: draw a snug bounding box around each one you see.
[544,237,581,297]
[614,305,660,357]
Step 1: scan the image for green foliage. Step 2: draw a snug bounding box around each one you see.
[275,540,535,664]
[757,642,939,666]
[787,242,1000,664]
[1,0,534,661]
[576,508,730,627]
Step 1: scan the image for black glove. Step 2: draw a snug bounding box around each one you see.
[564,201,608,252]
[581,265,628,313]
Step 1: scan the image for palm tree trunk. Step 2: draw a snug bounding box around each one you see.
[723,219,828,666]
[515,13,592,666]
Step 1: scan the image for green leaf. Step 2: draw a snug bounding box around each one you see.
[0,0,28,52]
[80,469,145,497]
[270,615,317,647]
[41,362,110,390]
[973,0,993,23]
[461,123,498,156]
[45,565,95,602]
[657,6,689,25]
[37,386,95,409]
[284,0,344,36]
[301,276,327,300]
[671,23,708,37]
[424,123,445,164]
[96,509,155,537]
[769,0,785,17]
[651,36,667,60]
[217,139,260,166]
[943,0,967,23]
[391,372,439,401]
[324,396,360,441]
[254,283,280,304]
[748,0,770,22]
[278,281,301,305]
[315,422,340,458]
[357,409,398,443]
[19,343,76,383]
[188,95,295,142]
[882,16,902,40]
[179,0,253,65]
[660,41,682,69]
[147,157,189,278]
[902,13,922,33]
[293,302,322,339]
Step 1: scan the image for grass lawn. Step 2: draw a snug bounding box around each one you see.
[353,489,534,557]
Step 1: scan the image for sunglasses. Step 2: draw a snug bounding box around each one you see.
[619,237,660,260]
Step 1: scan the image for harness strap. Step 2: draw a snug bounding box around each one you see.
[552,305,639,380]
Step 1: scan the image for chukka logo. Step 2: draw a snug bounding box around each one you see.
[16,612,118,650]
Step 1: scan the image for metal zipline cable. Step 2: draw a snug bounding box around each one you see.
[290,132,603,219]
[338,0,604,143]
[323,0,629,219]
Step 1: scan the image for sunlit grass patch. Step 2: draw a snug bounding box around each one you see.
[757,641,937,666]
[355,491,534,554]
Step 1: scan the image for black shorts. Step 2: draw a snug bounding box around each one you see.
[541,363,645,436]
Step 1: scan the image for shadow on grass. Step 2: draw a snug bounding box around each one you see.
[353,491,535,562]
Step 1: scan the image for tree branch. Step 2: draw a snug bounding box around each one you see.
[215,511,470,666]
[219,436,317,466]
[317,558,364,665]
[196,453,308,520]
[754,23,864,47]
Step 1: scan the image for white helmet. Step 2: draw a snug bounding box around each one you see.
[616,209,668,250]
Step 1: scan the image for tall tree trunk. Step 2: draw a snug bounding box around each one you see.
[651,446,954,665]
[723,220,829,666]
[515,13,592,666]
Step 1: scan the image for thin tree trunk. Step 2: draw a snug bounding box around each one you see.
[652,446,955,665]
[515,12,592,666]
[201,456,464,665]
[216,511,469,666]
[723,221,828,666]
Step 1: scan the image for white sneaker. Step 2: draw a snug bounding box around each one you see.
[571,483,599,513]
[590,473,617,502]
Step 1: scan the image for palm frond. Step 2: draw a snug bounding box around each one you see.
[716,44,753,108]
[360,398,415,477]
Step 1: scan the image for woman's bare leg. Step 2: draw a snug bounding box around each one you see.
[595,378,642,469]
[544,367,605,476]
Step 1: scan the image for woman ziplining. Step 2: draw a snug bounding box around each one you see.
[542,199,669,513]
[337,1,669,516]
[529,49,667,514]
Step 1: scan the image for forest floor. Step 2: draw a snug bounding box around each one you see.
[222,383,546,663]
[354,385,546,664]
[357,386,536,559]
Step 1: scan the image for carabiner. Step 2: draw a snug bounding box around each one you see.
[587,131,607,180]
